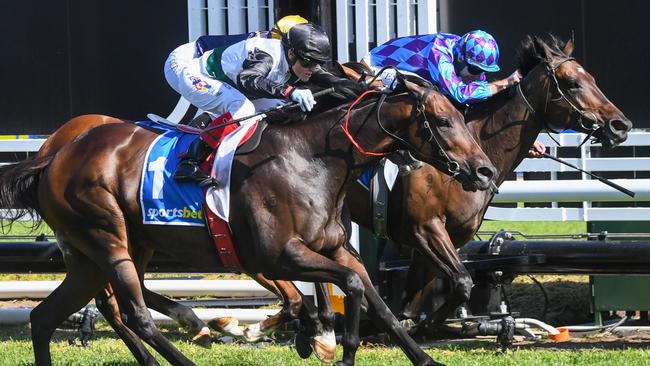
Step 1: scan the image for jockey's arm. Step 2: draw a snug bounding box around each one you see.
[487,69,522,95]
[237,50,294,99]
[308,67,367,98]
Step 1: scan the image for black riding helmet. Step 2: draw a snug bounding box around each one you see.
[282,23,331,65]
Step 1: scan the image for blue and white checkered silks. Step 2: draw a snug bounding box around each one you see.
[366,33,494,104]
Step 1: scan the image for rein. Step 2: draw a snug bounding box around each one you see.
[340,85,461,177]
[516,57,600,146]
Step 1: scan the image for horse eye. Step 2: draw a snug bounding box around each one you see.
[437,118,451,127]
[566,78,580,89]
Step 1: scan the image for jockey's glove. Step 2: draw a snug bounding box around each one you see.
[290,88,316,112]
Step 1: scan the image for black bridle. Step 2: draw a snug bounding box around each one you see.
[516,57,602,146]
[365,66,462,177]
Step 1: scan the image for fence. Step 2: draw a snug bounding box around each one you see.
[486,131,650,222]
[3,131,649,222]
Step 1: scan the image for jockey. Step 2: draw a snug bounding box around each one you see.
[362,30,544,172]
[164,22,363,186]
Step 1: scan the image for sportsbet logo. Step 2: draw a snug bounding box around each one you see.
[147,206,203,220]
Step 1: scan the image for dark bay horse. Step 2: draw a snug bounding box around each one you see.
[179,33,632,342]
[349,34,632,330]
[4,78,495,366]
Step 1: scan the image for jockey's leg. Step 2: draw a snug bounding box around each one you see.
[174,66,255,187]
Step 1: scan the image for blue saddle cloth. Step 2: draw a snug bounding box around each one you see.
[138,121,205,226]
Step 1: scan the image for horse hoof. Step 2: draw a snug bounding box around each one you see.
[191,326,212,348]
[294,331,313,359]
[312,330,336,364]
[399,318,416,331]
[243,322,265,343]
[207,317,244,338]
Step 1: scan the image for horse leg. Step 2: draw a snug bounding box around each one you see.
[95,284,160,366]
[96,246,195,366]
[333,245,442,366]
[31,243,108,366]
[270,241,364,366]
[132,244,211,347]
[308,282,337,362]
[142,288,211,347]
[409,219,473,333]
[240,276,302,341]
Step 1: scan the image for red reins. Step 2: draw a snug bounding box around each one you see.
[340,89,388,157]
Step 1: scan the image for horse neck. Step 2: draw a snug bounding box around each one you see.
[324,96,414,182]
[467,70,548,184]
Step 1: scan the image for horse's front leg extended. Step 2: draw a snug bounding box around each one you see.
[333,245,442,366]
[407,219,473,330]
[268,240,364,366]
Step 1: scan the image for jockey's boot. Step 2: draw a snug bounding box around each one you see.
[388,150,424,176]
[187,112,212,129]
[174,138,218,187]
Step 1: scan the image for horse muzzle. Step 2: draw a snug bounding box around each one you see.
[597,117,632,148]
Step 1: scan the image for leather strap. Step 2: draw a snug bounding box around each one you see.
[371,159,389,239]
[204,204,243,273]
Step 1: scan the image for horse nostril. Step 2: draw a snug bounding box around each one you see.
[609,119,631,133]
[476,166,495,181]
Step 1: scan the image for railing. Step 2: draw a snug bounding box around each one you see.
[335,0,437,63]
[486,131,650,222]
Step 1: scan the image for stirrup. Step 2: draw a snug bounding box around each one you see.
[198,177,218,188]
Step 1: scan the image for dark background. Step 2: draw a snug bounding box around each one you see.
[2,0,648,134]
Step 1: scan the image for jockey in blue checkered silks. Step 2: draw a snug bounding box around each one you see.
[362,30,544,172]
[363,30,522,105]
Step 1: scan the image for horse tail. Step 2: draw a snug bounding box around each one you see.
[0,155,53,225]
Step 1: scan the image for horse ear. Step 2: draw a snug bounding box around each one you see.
[403,79,425,100]
[563,35,575,56]
[533,36,553,61]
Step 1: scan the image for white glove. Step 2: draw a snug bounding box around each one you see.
[290,88,316,112]
[379,69,398,90]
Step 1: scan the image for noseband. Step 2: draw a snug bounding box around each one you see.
[516,57,601,145]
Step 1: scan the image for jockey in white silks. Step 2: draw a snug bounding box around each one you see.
[163,22,364,220]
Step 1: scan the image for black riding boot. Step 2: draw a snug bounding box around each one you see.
[388,150,424,176]
[174,138,217,187]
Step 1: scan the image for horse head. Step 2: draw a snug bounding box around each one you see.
[518,34,632,147]
[392,73,496,191]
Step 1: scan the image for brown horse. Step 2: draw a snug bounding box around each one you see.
[4,76,494,366]
[350,34,632,330]
[190,34,632,341]
[34,34,632,355]
[161,33,633,342]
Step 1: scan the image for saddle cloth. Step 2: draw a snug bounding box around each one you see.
[139,122,205,226]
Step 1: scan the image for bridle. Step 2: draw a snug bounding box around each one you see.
[516,57,602,146]
[341,68,462,177]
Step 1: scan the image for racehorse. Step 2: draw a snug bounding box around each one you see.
[33,33,633,357]
[3,76,495,366]
[350,34,632,331]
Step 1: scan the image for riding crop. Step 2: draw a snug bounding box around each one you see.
[542,152,635,197]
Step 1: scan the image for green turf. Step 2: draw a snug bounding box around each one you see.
[479,220,587,236]
[0,332,649,366]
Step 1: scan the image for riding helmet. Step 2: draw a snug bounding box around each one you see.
[270,15,308,40]
[454,29,500,73]
[282,23,331,64]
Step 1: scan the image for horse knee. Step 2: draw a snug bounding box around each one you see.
[345,273,365,298]
[123,308,158,341]
[454,274,473,302]
[284,294,303,319]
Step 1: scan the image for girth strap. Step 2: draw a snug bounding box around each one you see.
[371,160,390,239]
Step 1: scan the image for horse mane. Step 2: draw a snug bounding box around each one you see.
[517,33,569,76]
